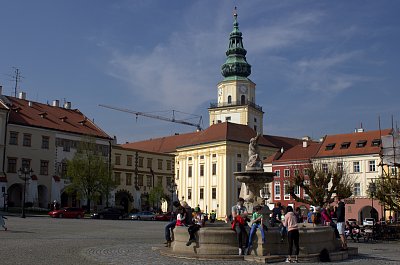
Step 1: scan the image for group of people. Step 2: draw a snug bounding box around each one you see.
[164,195,348,262]
[164,201,207,247]
[231,198,300,262]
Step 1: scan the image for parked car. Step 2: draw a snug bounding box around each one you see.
[348,218,357,225]
[91,208,126,220]
[48,207,85,219]
[155,212,173,221]
[363,218,375,226]
[129,211,156,220]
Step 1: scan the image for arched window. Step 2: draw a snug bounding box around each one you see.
[241,95,246,105]
[228,95,232,104]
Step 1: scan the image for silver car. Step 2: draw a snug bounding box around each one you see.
[129,211,156,221]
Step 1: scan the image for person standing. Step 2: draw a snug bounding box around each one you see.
[284,206,299,263]
[164,201,181,247]
[231,197,248,255]
[334,196,347,250]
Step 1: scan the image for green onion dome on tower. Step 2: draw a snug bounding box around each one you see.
[221,9,251,80]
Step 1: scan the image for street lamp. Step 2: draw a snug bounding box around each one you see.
[368,181,377,221]
[18,167,33,218]
[168,181,177,212]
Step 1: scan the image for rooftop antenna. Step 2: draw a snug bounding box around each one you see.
[12,67,23,97]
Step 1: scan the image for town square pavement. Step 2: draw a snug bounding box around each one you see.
[1,214,399,265]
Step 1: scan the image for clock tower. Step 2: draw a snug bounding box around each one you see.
[209,9,264,134]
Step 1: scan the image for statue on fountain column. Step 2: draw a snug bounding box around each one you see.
[246,132,263,171]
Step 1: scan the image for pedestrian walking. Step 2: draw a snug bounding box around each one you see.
[283,206,299,263]
[0,213,7,231]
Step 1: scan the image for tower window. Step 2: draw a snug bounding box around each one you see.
[241,95,245,104]
[228,95,232,104]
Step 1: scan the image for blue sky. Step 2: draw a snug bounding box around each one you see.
[1,1,399,143]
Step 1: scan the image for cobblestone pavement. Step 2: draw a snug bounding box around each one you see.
[1,214,399,265]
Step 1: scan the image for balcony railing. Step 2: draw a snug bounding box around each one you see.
[209,100,263,112]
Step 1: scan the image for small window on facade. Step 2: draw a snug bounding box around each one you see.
[138,175,144,186]
[337,162,343,172]
[7,158,17,173]
[340,142,351,149]
[200,155,204,160]
[353,161,360,173]
[127,155,133,166]
[369,160,376,172]
[188,189,192,200]
[284,169,290,177]
[254,125,257,131]
[371,139,381,146]
[9,131,18,145]
[225,116,231,121]
[40,160,49,175]
[22,159,31,170]
[303,168,310,176]
[322,163,328,173]
[23,133,32,147]
[41,136,50,149]
[274,181,281,200]
[274,170,280,177]
[115,154,121,165]
[147,175,152,187]
[200,188,204,199]
[294,169,299,177]
[188,157,193,161]
[166,160,172,170]
[147,158,152,168]
[228,95,232,104]
[212,163,217,175]
[126,173,132,186]
[138,157,144,167]
[241,95,246,104]
[237,154,241,158]
[353,183,361,196]
[212,154,217,158]
[325,143,335,150]
[254,117,257,122]
[356,140,367,148]
[212,188,216,199]
[158,159,163,170]
[188,166,192,177]
[200,164,204,176]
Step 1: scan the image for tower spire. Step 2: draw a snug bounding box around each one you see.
[221,7,251,80]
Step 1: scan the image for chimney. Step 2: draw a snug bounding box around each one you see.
[52,100,60,107]
[18,92,26,100]
[302,136,310,148]
[28,101,33,107]
[280,147,284,153]
[64,101,71,109]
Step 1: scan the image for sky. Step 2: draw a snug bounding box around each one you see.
[1,0,399,144]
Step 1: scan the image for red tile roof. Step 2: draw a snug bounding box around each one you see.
[316,129,392,157]
[1,96,111,139]
[122,122,277,153]
[264,141,321,163]
[263,135,303,151]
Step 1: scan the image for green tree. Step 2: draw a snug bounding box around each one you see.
[373,170,400,213]
[288,163,353,207]
[66,137,115,212]
[148,184,168,210]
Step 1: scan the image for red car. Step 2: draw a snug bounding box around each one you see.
[48,207,85,218]
[155,212,173,221]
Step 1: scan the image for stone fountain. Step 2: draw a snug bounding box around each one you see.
[234,133,274,212]
[161,133,356,262]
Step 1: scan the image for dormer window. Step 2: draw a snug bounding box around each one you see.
[356,140,367,148]
[371,139,381,146]
[39,112,47,118]
[325,143,336,150]
[12,107,21,113]
[79,119,87,125]
[340,142,351,149]
[59,116,68,122]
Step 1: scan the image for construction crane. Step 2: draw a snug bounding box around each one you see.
[99,104,203,131]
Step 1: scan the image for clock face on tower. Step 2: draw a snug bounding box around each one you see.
[239,85,248,94]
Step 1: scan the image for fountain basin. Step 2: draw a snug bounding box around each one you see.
[165,223,343,260]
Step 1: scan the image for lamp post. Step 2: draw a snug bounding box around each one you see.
[18,167,33,218]
[368,181,377,221]
[168,181,177,212]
